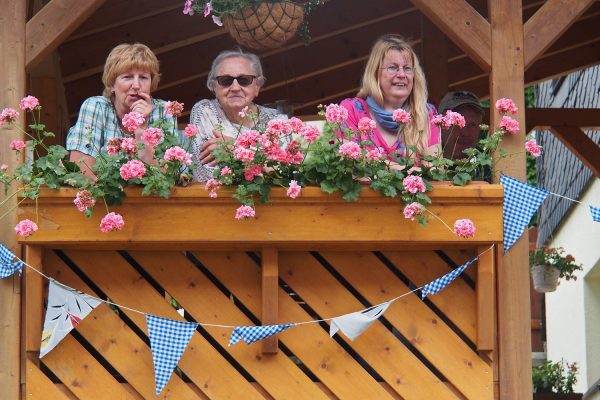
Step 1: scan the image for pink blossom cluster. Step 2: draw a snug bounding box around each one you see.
[121,138,138,156]
[392,109,411,124]
[403,202,424,221]
[233,146,256,162]
[164,146,192,165]
[325,103,348,124]
[403,175,426,194]
[165,101,184,117]
[235,205,256,220]
[73,190,96,212]
[235,130,261,148]
[525,138,542,157]
[499,115,519,135]
[182,0,194,15]
[10,140,26,151]
[15,219,38,238]
[244,164,262,181]
[184,124,198,138]
[266,119,292,136]
[100,212,125,233]
[107,138,122,155]
[19,95,40,111]
[339,141,362,159]
[287,180,301,199]
[122,112,145,132]
[288,117,304,132]
[120,159,146,181]
[299,125,320,143]
[141,128,164,146]
[453,219,476,238]
[220,166,232,175]
[433,110,466,130]
[0,108,19,124]
[204,178,220,198]
[0,164,8,171]
[358,117,376,133]
[366,148,383,160]
[495,98,518,115]
[284,140,304,164]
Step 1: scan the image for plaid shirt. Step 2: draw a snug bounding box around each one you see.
[66,96,174,157]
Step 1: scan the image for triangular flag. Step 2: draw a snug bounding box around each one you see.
[421,257,477,299]
[146,315,198,395]
[40,280,101,358]
[330,301,392,341]
[501,175,549,252]
[229,324,294,346]
[590,205,600,222]
[0,243,23,279]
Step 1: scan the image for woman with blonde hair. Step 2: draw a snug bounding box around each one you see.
[340,34,441,160]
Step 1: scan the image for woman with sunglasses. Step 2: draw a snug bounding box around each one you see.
[340,34,441,162]
[190,49,286,181]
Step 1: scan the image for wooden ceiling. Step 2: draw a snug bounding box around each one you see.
[54,0,600,122]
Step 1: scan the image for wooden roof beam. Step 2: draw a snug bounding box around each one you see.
[25,0,106,70]
[526,109,600,131]
[524,0,595,69]
[410,0,492,71]
[549,126,600,177]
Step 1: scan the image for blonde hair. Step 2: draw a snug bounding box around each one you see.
[357,34,430,152]
[102,43,161,97]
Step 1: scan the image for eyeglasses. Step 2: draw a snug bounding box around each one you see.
[215,75,257,87]
[382,65,414,75]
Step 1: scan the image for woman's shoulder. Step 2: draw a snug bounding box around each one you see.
[425,102,438,115]
[257,104,287,121]
[81,96,111,108]
[190,99,219,116]
[340,97,367,113]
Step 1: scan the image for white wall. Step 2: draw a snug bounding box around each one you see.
[545,178,600,394]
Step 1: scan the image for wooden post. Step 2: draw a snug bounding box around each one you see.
[262,247,279,354]
[489,0,532,398]
[0,1,26,399]
[477,245,495,352]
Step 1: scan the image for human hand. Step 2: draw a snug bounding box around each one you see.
[199,129,234,166]
[130,92,153,123]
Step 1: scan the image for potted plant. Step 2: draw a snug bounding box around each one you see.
[183,0,326,50]
[533,359,582,399]
[529,247,583,293]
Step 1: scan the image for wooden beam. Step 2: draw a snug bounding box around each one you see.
[25,0,106,70]
[477,245,495,351]
[262,248,279,354]
[526,108,600,131]
[489,0,532,399]
[410,0,492,71]
[524,0,595,69]
[421,16,449,104]
[549,126,600,177]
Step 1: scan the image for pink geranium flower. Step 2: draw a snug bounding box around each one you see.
[358,117,376,133]
[0,108,19,124]
[204,178,220,198]
[10,140,26,151]
[164,146,192,165]
[203,2,212,17]
[288,117,304,133]
[325,103,348,124]
[454,219,476,238]
[107,137,122,155]
[120,159,146,181]
[299,125,320,143]
[235,130,260,148]
[403,202,424,221]
[99,212,125,233]
[141,128,164,146]
[15,219,38,238]
[495,98,518,115]
[431,114,444,127]
[184,124,198,138]
[525,139,542,157]
[235,205,256,220]
[121,137,138,156]
[339,141,362,159]
[499,115,519,135]
[0,164,8,171]
[442,110,466,129]
[287,180,301,199]
[233,146,255,162]
[366,148,383,160]
[220,166,232,175]
[73,190,96,212]
[122,112,145,132]
[403,175,426,194]
[19,95,40,111]
[392,109,411,124]
[165,101,184,117]
[182,0,194,15]
[244,164,262,181]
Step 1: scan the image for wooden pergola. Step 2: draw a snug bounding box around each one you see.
[1,0,599,399]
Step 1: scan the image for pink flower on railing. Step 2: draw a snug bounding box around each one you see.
[244,164,262,181]
[15,219,38,238]
[203,2,212,17]
[220,166,232,176]
[10,140,26,151]
[392,109,411,124]
[121,137,138,156]
[235,205,256,220]
[165,101,184,117]
[431,114,444,127]
[120,159,146,181]
[266,119,286,135]
[366,148,383,160]
[525,139,542,157]
[325,103,348,124]
[184,124,198,138]
[107,138,122,155]
[287,180,301,199]
[141,128,164,146]
[403,175,426,194]
[73,190,96,212]
[235,130,260,148]
[0,108,19,124]
[182,0,194,15]
[495,98,518,115]
[0,164,8,171]
[442,110,466,129]
[454,218,476,238]
[19,95,40,111]
[204,178,220,198]
[122,112,145,132]
[164,146,192,165]
[499,115,519,135]
[288,117,304,133]
[403,202,424,221]
[339,141,362,159]
[233,146,256,162]
[358,117,376,133]
[100,212,125,233]
[299,125,320,143]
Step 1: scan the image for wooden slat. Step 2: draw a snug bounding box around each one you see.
[476,246,495,352]
[129,250,333,400]
[43,251,198,400]
[549,126,600,177]
[192,251,395,399]
[25,0,106,69]
[441,249,478,282]
[319,251,493,400]
[381,251,477,343]
[62,250,264,400]
[262,248,279,354]
[280,252,461,400]
[526,108,600,131]
[25,358,73,400]
[24,246,44,353]
[524,0,595,68]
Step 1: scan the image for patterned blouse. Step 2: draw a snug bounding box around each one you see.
[189,98,287,182]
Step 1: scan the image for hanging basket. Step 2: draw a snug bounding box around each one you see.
[222,1,304,51]
[531,264,561,293]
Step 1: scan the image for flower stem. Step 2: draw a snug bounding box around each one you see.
[424,207,455,235]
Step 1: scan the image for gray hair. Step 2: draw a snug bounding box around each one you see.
[206,49,266,92]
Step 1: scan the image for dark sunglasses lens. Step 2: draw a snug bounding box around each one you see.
[216,75,255,87]
[236,76,254,86]
[216,76,235,86]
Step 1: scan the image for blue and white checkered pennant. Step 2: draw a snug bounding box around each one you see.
[590,205,600,222]
[421,257,477,299]
[501,175,549,252]
[146,314,198,395]
[229,323,294,346]
[0,243,23,279]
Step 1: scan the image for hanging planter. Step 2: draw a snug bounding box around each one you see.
[531,264,560,292]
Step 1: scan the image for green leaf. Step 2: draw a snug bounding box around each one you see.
[452,173,472,186]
